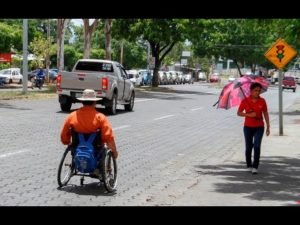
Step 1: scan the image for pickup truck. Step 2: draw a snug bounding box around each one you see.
[56,59,135,114]
[282,76,296,92]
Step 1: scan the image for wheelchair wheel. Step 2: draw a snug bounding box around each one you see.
[101,149,117,193]
[57,146,74,187]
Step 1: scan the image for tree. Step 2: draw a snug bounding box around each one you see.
[57,19,70,71]
[104,19,113,60]
[114,19,190,86]
[189,19,277,76]
[0,22,22,52]
[82,19,99,58]
[29,37,56,71]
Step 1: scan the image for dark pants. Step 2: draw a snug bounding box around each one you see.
[243,126,264,169]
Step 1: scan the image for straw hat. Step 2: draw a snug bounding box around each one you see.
[76,89,102,101]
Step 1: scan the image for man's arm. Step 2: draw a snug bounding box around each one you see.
[60,116,72,145]
[99,115,119,159]
[106,139,118,159]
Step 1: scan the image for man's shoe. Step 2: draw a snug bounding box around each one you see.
[252,168,258,174]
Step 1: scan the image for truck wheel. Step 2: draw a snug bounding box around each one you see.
[125,92,135,111]
[60,98,72,112]
[106,92,117,115]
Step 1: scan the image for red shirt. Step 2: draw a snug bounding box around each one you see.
[238,96,268,127]
[60,106,115,145]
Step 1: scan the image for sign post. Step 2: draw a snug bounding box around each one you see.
[264,38,297,136]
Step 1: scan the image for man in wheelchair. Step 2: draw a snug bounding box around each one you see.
[60,89,118,178]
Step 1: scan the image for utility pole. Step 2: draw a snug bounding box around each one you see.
[22,19,28,94]
[278,69,283,136]
[46,19,50,83]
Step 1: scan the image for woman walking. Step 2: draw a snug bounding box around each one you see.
[237,82,270,174]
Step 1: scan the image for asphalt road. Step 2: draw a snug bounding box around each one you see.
[0,82,299,205]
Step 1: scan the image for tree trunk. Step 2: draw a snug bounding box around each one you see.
[57,19,69,71]
[234,59,242,77]
[120,40,124,65]
[150,41,176,87]
[105,19,113,60]
[83,19,99,59]
[152,52,160,87]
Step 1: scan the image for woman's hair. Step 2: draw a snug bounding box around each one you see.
[250,82,262,90]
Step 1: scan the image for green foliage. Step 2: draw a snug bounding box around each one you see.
[0,22,22,52]
[64,45,82,71]
[90,49,105,59]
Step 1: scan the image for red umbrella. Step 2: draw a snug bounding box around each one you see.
[213,75,269,110]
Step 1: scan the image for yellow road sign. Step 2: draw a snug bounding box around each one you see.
[264,39,297,69]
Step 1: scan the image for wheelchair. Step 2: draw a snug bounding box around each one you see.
[57,129,117,193]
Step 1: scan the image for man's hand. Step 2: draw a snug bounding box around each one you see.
[112,151,118,159]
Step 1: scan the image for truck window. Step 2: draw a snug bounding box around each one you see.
[75,61,114,72]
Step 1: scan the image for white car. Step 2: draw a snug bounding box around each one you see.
[126,69,142,86]
[0,68,23,84]
[228,76,236,82]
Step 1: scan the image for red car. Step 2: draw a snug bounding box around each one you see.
[282,76,296,92]
[209,73,221,83]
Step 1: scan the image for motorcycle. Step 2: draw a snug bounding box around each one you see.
[32,75,45,89]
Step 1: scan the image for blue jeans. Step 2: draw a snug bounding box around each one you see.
[243,126,264,169]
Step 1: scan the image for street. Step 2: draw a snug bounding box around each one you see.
[0,83,299,206]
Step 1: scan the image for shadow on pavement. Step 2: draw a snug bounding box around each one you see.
[56,108,131,116]
[194,155,300,204]
[0,102,32,110]
[57,182,116,197]
[270,111,300,116]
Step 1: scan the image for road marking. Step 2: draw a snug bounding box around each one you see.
[113,125,131,131]
[191,107,204,111]
[135,99,154,103]
[0,149,31,158]
[153,114,175,121]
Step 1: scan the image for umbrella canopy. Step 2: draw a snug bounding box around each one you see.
[214,75,269,110]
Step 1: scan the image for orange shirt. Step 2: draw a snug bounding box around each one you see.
[238,96,268,127]
[60,105,114,145]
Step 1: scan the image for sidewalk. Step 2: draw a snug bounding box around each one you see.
[171,99,300,206]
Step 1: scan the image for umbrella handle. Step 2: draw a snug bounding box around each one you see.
[213,99,220,107]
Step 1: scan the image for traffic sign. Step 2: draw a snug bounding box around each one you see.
[264,39,297,69]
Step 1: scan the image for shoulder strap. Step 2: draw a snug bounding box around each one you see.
[87,133,97,145]
[78,133,86,145]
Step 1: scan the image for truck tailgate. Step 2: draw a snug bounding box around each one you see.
[60,71,102,91]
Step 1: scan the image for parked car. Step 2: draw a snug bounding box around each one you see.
[183,73,194,84]
[126,69,142,86]
[158,71,168,85]
[209,73,221,83]
[282,76,297,92]
[139,70,152,85]
[169,71,180,84]
[198,72,206,81]
[0,68,23,84]
[228,76,236,82]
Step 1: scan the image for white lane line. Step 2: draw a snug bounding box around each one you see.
[153,114,175,121]
[113,125,131,131]
[0,149,31,158]
[191,107,204,111]
[135,99,154,103]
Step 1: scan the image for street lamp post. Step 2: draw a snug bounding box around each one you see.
[22,19,28,94]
